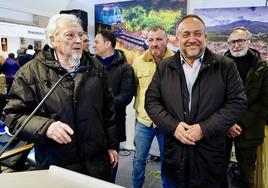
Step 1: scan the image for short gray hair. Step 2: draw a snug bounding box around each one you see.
[228,27,252,40]
[45,14,82,48]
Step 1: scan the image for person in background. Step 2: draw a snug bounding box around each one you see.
[145,15,247,188]
[221,27,268,188]
[1,53,20,93]
[131,25,174,188]
[0,55,4,66]
[16,48,26,67]
[82,32,94,57]
[3,14,118,181]
[25,44,35,57]
[93,30,135,182]
[18,45,35,67]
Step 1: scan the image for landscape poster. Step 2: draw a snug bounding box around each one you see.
[95,0,187,64]
[194,6,268,60]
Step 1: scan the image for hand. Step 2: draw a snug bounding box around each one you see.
[46,121,74,144]
[173,122,196,145]
[186,124,204,142]
[227,124,242,138]
[108,149,118,168]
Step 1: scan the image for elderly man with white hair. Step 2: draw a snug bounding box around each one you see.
[3,14,118,181]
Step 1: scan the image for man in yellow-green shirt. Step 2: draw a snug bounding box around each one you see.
[131,25,174,188]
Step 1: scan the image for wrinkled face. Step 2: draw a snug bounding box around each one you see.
[176,17,207,62]
[93,34,109,56]
[228,30,250,57]
[147,29,168,60]
[52,22,83,61]
[82,34,89,52]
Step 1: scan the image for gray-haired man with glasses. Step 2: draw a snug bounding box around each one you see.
[221,27,268,188]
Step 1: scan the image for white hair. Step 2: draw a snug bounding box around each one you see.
[45,14,82,48]
[228,27,252,41]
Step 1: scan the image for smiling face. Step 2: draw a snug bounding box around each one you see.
[176,17,207,64]
[52,21,83,61]
[228,29,250,57]
[147,29,169,61]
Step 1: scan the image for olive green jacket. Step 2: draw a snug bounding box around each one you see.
[225,49,268,147]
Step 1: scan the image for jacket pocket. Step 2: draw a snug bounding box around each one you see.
[137,70,150,87]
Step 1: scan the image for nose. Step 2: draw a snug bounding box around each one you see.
[234,41,240,48]
[188,34,197,42]
[151,40,158,47]
[76,34,82,43]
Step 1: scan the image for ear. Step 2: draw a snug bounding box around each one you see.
[105,41,112,48]
[166,36,169,43]
[50,36,56,48]
[205,32,208,44]
[175,37,180,48]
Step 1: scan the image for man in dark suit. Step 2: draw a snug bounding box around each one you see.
[145,15,247,188]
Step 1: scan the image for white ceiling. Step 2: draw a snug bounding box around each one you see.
[0,0,71,17]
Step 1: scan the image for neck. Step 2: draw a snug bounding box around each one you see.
[55,52,75,72]
[181,55,195,67]
[153,51,166,63]
[100,49,114,59]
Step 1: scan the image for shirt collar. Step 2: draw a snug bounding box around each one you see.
[180,53,204,66]
[53,50,81,78]
[70,59,81,78]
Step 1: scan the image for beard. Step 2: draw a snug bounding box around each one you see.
[182,47,205,61]
[68,51,82,66]
[71,51,82,61]
[151,48,165,60]
[230,48,248,57]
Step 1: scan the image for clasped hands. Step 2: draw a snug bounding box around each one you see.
[173,122,204,145]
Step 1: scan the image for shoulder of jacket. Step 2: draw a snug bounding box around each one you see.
[132,54,146,69]
[156,55,177,71]
[211,52,234,66]
[257,59,268,67]
[88,56,103,68]
[20,58,39,71]
[133,53,145,62]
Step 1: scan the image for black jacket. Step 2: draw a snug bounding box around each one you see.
[225,49,268,147]
[96,49,135,142]
[3,47,117,180]
[145,48,247,188]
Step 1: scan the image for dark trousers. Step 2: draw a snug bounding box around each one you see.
[236,146,257,188]
[221,138,257,188]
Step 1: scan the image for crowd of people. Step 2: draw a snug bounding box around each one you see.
[0,13,267,188]
[0,45,36,94]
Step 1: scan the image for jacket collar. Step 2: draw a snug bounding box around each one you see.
[224,48,266,86]
[95,49,127,67]
[35,46,91,75]
[143,48,174,63]
[169,48,216,71]
[225,48,261,71]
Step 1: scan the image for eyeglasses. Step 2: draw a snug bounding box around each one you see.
[228,39,249,47]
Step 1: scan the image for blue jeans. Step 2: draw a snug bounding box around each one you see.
[132,120,171,188]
